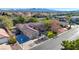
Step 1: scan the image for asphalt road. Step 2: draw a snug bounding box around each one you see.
[31,27,79,50]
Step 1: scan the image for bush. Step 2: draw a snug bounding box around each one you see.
[8,35,16,44]
[47,31,55,38]
[61,39,79,50]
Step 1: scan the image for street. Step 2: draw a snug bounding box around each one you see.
[31,26,79,50]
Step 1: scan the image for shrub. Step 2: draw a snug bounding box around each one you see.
[61,39,79,50]
[8,35,16,44]
[47,31,55,38]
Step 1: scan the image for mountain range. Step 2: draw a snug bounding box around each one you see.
[0,8,79,12]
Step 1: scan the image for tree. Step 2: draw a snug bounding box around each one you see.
[0,16,16,44]
[51,20,61,33]
[42,19,52,31]
[45,16,50,20]
[47,31,55,38]
[28,17,39,23]
[0,16,13,30]
[13,16,26,25]
[61,39,79,50]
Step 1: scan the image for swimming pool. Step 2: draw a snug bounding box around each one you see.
[16,33,30,44]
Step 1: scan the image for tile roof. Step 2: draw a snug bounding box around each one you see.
[0,28,9,38]
[16,24,39,39]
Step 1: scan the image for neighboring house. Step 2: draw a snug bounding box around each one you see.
[32,12,49,18]
[57,16,69,27]
[0,28,9,44]
[55,16,69,26]
[16,24,39,39]
[71,16,79,24]
[59,18,69,27]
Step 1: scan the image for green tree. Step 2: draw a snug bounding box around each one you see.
[61,39,79,50]
[42,19,52,31]
[13,16,26,25]
[0,16,16,44]
[45,16,50,20]
[28,17,39,23]
[0,16,13,30]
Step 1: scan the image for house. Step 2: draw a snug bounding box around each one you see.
[16,24,39,39]
[57,16,69,27]
[59,19,69,27]
[0,28,9,44]
[32,12,49,17]
[71,16,79,24]
[27,23,45,33]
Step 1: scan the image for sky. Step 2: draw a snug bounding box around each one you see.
[50,8,79,11]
